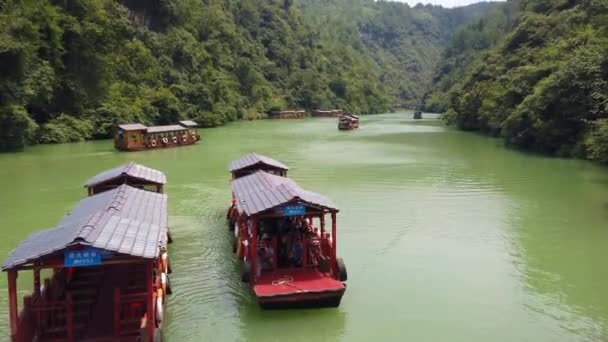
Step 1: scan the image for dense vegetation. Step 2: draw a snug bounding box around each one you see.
[297,0,496,110]
[0,0,496,150]
[427,0,608,163]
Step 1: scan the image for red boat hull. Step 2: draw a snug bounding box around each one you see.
[253,269,346,309]
[257,289,345,309]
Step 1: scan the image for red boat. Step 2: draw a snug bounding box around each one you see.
[3,164,172,342]
[338,114,359,130]
[227,154,347,309]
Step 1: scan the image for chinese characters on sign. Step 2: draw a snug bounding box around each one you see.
[283,205,306,217]
[64,247,102,267]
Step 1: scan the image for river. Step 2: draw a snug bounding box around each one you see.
[0,112,607,341]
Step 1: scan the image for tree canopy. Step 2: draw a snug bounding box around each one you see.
[0,0,496,149]
[426,0,608,163]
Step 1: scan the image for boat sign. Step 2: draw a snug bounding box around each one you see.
[64,248,102,267]
[283,205,306,216]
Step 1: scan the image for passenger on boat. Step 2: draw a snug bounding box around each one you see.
[257,234,275,277]
[278,233,291,268]
[290,236,303,267]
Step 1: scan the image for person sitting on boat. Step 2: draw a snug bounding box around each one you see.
[257,234,275,276]
[290,236,303,267]
[278,233,291,268]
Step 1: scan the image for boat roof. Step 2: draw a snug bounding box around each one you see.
[118,123,148,131]
[231,171,337,216]
[229,153,289,172]
[84,162,166,188]
[147,125,187,133]
[3,185,168,270]
[178,120,198,127]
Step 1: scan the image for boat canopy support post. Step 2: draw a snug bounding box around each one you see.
[146,260,154,342]
[320,214,325,235]
[33,267,40,298]
[8,270,18,342]
[251,219,258,283]
[331,212,337,274]
[66,291,74,342]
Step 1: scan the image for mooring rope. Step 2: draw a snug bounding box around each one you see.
[272,276,294,285]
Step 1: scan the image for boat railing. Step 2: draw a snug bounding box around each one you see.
[19,292,86,341]
[114,288,148,337]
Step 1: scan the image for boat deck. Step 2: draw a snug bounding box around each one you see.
[254,268,345,298]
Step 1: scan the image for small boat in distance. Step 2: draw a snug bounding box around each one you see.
[313,109,343,117]
[414,110,423,119]
[114,120,200,151]
[227,154,348,309]
[268,110,306,119]
[338,114,359,130]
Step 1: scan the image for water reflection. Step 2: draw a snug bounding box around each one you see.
[238,301,347,342]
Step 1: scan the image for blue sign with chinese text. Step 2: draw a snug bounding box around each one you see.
[64,248,102,267]
[283,205,306,217]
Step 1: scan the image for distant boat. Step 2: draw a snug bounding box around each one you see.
[414,110,422,119]
[313,109,343,117]
[338,114,359,130]
[114,120,200,151]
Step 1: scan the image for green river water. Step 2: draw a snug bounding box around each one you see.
[0,112,608,341]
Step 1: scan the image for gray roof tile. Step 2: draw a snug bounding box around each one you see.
[147,125,187,133]
[3,185,168,270]
[228,153,289,172]
[231,171,337,216]
[178,120,198,127]
[118,123,148,131]
[84,162,167,188]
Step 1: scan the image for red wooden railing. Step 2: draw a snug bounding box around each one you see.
[114,288,147,338]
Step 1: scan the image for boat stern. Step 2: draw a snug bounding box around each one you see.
[253,269,346,309]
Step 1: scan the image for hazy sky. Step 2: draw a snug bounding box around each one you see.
[394,0,503,8]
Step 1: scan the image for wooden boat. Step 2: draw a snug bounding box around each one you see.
[227,155,347,309]
[338,114,359,130]
[268,110,306,119]
[3,165,173,342]
[84,162,167,196]
[114,120,200,152]
[313,109,343,118]
[414,110,422,119]
[228,153,289,179]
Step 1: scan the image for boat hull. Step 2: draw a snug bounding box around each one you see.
[253,268,346,309]
[257,289,345,309]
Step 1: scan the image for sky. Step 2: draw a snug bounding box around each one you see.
[393,0,504,8]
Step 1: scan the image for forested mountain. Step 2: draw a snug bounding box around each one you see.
[297,0,496,109]
[427,0,608,163]
[0,0,497,150]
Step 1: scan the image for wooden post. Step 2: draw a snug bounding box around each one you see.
[66,291,73,342]
[33,267,41,298]
[8,271,18,342]
[251,219,258,284]
[272,237,278,271]
[331,212,337,273]
[146,261,154,342]
[114,288,121,337]
[320,214,325,235]
[302,236,307,268]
